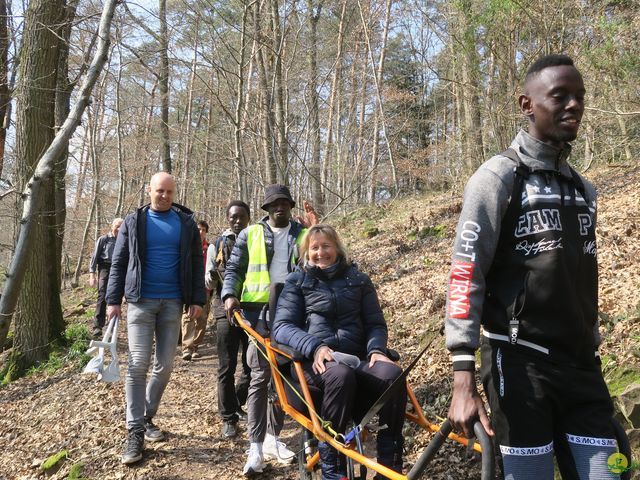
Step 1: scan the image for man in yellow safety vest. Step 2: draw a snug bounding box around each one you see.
[221,184,308,476]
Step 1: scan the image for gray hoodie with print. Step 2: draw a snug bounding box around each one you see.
[444,130,600,372]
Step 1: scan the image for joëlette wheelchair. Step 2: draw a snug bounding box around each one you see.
[232,282,633,480]
[232,302,494,479]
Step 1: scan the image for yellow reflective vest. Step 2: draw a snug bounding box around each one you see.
[240,223,307,303]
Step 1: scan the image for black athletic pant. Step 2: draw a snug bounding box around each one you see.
[93,266,110,331]
[293,359,406,437]
[216,315,251,422]
[481,342,620,480]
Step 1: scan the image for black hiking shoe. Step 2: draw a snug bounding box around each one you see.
[144,417,165,442]
[236,407,248,423]
[121,430,144,465]
[222,420,237,438]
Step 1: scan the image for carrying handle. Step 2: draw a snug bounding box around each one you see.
[407,420,495,480]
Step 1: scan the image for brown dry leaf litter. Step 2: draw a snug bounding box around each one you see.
[0,165,638,480]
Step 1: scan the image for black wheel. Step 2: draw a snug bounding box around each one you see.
[346,454,355,480]
[298,430,320,480]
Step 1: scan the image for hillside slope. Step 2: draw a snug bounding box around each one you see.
[0,165,638,480]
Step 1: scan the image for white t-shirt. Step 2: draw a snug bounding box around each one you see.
[269,224,291,284]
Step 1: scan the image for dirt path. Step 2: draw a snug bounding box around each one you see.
[0,316,480,480]
[0,323,303,480]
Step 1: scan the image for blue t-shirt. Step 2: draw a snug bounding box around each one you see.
[141,208,182,299]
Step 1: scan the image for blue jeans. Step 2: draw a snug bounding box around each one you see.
[125,298,182,432]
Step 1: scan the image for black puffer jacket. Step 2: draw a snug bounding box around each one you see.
[272,260,388,360]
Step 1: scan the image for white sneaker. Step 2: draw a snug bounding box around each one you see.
[243,443,265,476]
[263,433,295,464]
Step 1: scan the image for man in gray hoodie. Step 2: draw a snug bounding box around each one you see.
[445,55,620,479]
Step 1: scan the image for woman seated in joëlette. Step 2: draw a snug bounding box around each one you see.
[272,224,406,480]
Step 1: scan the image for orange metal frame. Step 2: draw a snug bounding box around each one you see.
[234,312,481,479]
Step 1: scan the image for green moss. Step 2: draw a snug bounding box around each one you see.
[417,224,447,239]
[68,462,85,479]
[1,351,25,385]
[602,356,640,396]
[608,369,640,397]
[2,322,92,385]
[362,220,380,238]
[41,450,67,471]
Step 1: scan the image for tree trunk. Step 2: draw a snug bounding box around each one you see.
[322,0,347,207]
[54,0,80,291]
[354,41,368,203]
[203,66,215,212]
[254,1,277,184]
[72,188,98,287]
[615,107,632,162]
[72,104,101,286]
[360,0,395,203]
[0,0,10,179]
[583,121,595,171]
[73,127,90,208]
[270,0,288,184]
[158,0,171,172]
[457,0,484,170]
[306,0,324,213]
[114,30,126,217]
[0,0,118,372]
[179,17,199,205]
[7,0,66,375]
[234,1,251,201]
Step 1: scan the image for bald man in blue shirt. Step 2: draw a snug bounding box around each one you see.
[106,172,205,465]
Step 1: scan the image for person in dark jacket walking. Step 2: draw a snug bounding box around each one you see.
[106,172,205,466]
[88,217,123,338]
[273,224,406,480]
[205,200,252,438]
[446,55,620,479]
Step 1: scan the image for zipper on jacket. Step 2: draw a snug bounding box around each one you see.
[329,286,338,328]
[510,272,529,345]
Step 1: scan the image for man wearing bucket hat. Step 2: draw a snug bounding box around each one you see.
[222,184,314,476]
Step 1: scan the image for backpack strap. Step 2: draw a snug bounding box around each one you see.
[500,148,530,225]
[502,148,531,179]
[214,235,232,266]
[568,166,589,206]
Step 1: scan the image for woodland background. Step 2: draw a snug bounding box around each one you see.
[0,0,637,422]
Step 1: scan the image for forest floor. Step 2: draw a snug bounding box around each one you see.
[0,164,639,480]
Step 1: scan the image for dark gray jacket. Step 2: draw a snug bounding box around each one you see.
[106,203,206,306]
[221,216,306,309]
[272,260,388,360]
[89,233,117,273]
